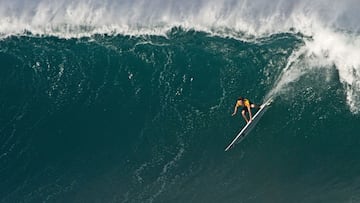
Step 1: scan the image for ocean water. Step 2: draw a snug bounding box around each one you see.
[1,1,360,203]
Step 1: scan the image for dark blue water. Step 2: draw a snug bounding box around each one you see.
[1,29,360,203]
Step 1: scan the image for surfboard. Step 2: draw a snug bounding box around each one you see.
[225,98,273,151]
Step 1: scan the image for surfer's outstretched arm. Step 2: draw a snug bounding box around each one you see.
[232,105,238,116]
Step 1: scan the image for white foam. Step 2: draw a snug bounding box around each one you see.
[0,0,359,38]
[267,22,360,113]
[306,28,360,113]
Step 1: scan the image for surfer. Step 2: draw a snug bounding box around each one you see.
[231,97,259,123]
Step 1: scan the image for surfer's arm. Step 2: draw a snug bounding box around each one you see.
[232,104,238,116]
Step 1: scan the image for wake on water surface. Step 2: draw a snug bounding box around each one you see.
[1,0,360,202]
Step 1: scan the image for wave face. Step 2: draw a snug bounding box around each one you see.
[1,29,360,203]
[1,1,360,202]
[1,0,360,110]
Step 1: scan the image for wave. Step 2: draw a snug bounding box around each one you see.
[1,0,360,113]
[1,5,360,201]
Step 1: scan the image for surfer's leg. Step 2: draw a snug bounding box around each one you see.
[241,110,249,123]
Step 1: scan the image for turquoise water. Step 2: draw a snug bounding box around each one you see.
[1,29,360,202]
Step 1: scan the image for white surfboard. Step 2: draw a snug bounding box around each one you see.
[225,98,273,151]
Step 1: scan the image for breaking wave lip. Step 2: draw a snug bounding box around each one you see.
[1,0,359,39]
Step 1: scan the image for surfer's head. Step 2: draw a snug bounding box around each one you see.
[238,97,244,101]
